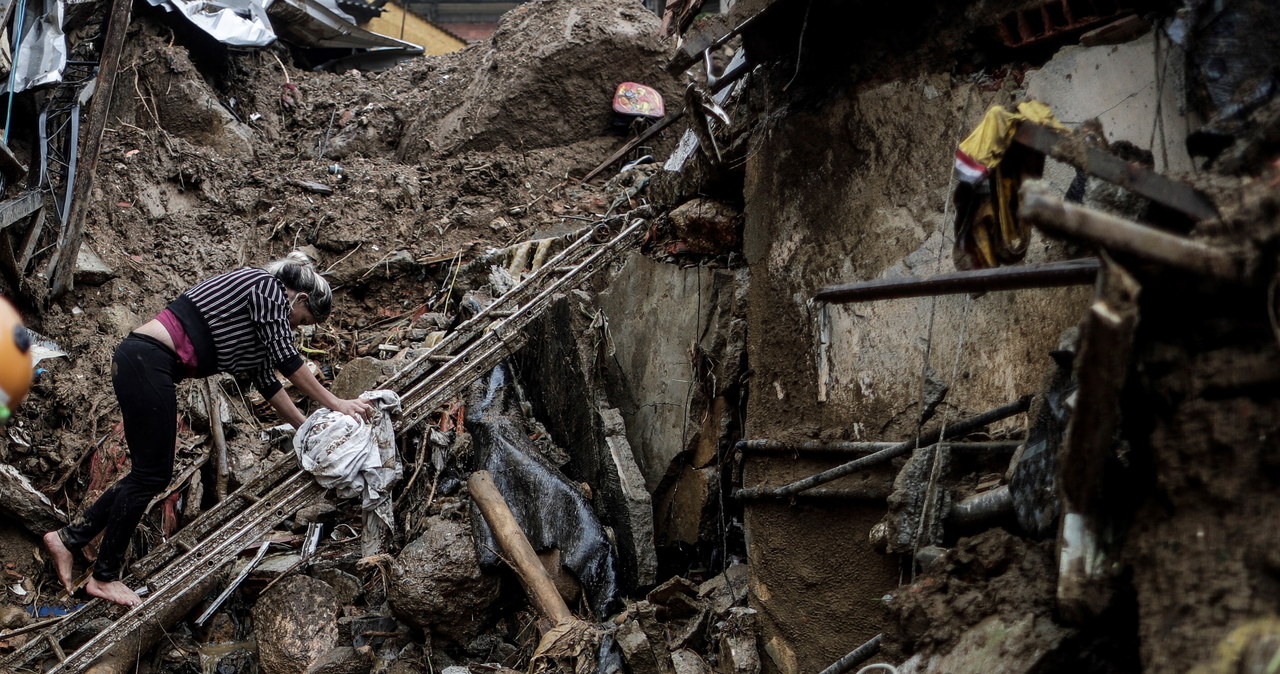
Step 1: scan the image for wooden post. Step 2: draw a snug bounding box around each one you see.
[468,470,574,625]
[205,380,228,502]
[48,0,133,297]
[1019,181,1243,281]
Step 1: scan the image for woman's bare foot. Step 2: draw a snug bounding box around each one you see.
[42,531,74,594]
[86,577,142,607]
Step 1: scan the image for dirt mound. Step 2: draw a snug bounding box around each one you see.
[399,0,677,157]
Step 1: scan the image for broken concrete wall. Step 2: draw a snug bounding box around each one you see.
[518,290,658,590]
[594,255,747,494]
[518,253,748,586]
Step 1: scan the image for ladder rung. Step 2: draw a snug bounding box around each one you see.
[428,354,453,362]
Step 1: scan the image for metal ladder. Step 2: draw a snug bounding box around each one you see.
[2,214,646,673]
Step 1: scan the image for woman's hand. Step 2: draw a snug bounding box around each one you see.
[331,397,374,422]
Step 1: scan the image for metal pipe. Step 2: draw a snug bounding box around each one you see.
[816,634,883,674]
[735,396,1031,499]
[947,485,1014,525]
[814,258,1099,304]
[738,487,891,501]
[738,439,1021,454]
[1019,181,1243,280]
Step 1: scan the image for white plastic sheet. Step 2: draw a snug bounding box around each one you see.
[294,389,402,549]
[8,0,67,93]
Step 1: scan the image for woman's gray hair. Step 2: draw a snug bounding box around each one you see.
[264,251,332,322]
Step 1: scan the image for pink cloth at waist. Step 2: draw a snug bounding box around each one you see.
[156,309,199,376]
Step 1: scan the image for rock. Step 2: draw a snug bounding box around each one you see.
[295,502,341,528]
[253,575,341,674]
[668,199,742,255]
[332,357,398,399]
[314,568,363,607]
[387,515,499,644]
[882,444,952,554]
[719,608,761,674]
[648,576,699,606]
[698,562,749,616]
[671,648,714,674]
[74,244,114,286]
[653,465,716,548]
[647,576,703,619]
[616,617,665,674]
[763,637,799,674]
[896,614,1072,674]
[305,646,376,674]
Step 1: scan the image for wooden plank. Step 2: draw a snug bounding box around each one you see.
[666,0,780,74]
[468,470,575,625]
[1019,181,1242,280]
[48,0,132,297]
[1013,122,1218,222]
[0,191,42,231]
[17,204,46,274]
[1056,257,1139,620]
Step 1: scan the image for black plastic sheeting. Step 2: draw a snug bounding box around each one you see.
[467,365,623,620]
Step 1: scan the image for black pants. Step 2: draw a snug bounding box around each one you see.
[60,333,180,582]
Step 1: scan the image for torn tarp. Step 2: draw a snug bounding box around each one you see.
[266,0,423,51]
[145,0,422,53]
[8,0,67,94]
[144,0,277,48]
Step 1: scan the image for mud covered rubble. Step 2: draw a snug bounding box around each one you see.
[0,0,758,669]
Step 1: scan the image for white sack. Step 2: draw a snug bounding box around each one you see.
[294,390,402,531]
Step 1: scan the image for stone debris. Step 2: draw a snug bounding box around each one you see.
[252,575,342,674]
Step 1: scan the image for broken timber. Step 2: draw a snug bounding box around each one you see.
[813,258,1099,304]
[2,213,647,674]
[47,0,131,297]
[666,0,780,75]
[0,191,43,231]
[1019,181,1244,280]
[469,470,575,625]
[1056,257,1139,621]
[735,396,1031,499]
[1013,122,1218,223]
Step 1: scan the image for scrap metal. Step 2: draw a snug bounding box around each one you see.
[735,397,1032,500]
[813,258,1100,304]
[2,210,648,673]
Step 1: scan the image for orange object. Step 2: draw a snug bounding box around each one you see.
[613,82,665,119]
[0,298,31,420]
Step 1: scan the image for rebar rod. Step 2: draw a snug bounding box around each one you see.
[737,439,1021,454]
[735,396,1031,499]
[814,258,1099,304]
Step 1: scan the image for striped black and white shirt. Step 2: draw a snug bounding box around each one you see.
[166,267,305,398]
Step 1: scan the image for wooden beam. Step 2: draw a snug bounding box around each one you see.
[468,470,574,625]
[1013,122,1218,222]
[1019,181,1243,280]
[666,0,780,74]
[0,191,42,231]
[1056,257,1139,620]
[48,0,133,297]
[814,258,1099,304]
